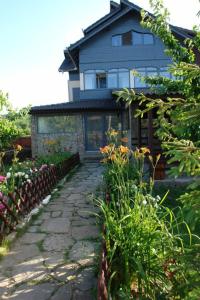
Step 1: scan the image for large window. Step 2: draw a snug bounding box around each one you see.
[85,69,130,90]
[38,116,77,134]
[84,67,175,90]
[159,67,173,79]
[134,67,158,88]
[84,70,107,90]
[112,30,154,46]
[85,70,106,90]
[84,70,96,90]
[134,67,176,88]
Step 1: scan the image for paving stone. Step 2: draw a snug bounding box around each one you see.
[72,290,94,300]
[41,218,70,233]
[51,211,62,218]
[4,282,57,300]
[73,267,97,291]
[72,226,99,240]
[69,241,96,263]
[43,234,74,252]
[27,226,40,233]
[42,252,65,269]
[20,233,46,244]
[40,212,51,220]
[67,194,83,201]
[77,210,97,219]
[10,257,46,285]
[0,163,103,300]
[33,219,43,225]
[1,244,40,268]
[71,218,96,227]
[50,284,72,300]
[53,263,79,281]
[44,205,65,212]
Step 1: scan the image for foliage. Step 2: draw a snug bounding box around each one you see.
[0,91,31,150]
[6,105,31,136]
[0,148,71,195]
[36,152,71,166]
[0,92,20,150]
[99,135,200,299]
[115,0,200,259]
[115,0,200,178]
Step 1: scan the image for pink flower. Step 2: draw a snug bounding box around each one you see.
[0,202,5,211]
[0,176,6,183]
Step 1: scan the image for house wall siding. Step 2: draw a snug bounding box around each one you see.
[69,71,80,81]
[79,11,172,100]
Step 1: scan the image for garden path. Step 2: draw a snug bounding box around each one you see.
[0,163,103,300]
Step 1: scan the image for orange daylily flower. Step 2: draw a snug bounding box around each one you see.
[100,145,110,154]
[15,144,23,151]
[119,145,129,154]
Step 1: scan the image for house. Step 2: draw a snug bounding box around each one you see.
[30,0,194,159]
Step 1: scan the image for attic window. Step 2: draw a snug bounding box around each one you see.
[112,35,122,46]
[112,31,154,46]
[122,31,132,45]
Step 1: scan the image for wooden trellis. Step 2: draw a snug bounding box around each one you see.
[0,153,80,242]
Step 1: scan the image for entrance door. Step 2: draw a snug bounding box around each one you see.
[85,115,105,151]
[85,114,122,151]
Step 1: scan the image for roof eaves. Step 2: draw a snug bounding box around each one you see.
[69,6,132,51]
[84,5,121,35]
[122,0,192,39]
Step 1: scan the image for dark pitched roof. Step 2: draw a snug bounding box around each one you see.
[30,99,123,115]
[59,0,194,73]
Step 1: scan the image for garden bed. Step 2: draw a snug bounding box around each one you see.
[0,152,80,242]
[97,134,200,299]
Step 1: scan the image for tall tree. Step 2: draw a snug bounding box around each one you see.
[116,0,200,178]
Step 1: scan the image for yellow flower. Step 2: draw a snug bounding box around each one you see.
[110,154,116,161]
[109,129,118,137]
[100,146,110,154]
[121,137,128,143]
[140,147,150,154]
[119,145,129,154]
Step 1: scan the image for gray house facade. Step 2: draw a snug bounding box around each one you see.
[31,0,192,159]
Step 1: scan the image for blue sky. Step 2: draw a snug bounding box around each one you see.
[0,0,199,108]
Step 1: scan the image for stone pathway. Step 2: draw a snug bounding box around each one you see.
[0,163,103,300]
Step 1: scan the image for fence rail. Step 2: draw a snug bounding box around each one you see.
[0,153,80,242]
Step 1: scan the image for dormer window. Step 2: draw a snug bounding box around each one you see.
[112,35,122,46]
[112,31,154,46]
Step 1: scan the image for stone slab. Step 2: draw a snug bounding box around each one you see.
[72,226,99,240]
[41,219,70,234]
[43,234,74,252]
[20,233,46,244]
